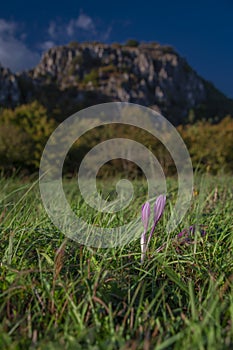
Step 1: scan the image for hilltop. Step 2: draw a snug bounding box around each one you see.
[0,41,233,124]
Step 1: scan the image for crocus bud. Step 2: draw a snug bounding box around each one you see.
[141,201,150,230]
[154,195,166,224]
[146,194,166,250]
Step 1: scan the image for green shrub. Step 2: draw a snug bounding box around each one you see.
[0,123,32,170]
[178,116,233,173]
[99,65,116,73]
[125,39,139,47]
[83,69,99,86]
[69,41,79,48]
[0,101,56,169]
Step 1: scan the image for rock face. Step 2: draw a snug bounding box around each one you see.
[0,63,21,107]
[0,42,233,124]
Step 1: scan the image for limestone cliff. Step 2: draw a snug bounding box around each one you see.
[0,42,232,124]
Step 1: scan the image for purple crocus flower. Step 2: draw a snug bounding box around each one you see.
[141,201,151,231]
[140,195,166,263]
[146,195,166,248]
[155,224,207,253]
[177,225,206,239]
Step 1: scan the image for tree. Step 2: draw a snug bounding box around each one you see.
[0,101,56,169]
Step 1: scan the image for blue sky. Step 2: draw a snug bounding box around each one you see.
[0,0,232,97]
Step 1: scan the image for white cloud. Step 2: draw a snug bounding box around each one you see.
[0,19,40,72]
[66,13,95,37]
[47,12,113,42]
[0,19,16,35]
[75,13,95,31]
[39,40,55,51]
[101,25,112,41]
[48,21,57,38]
[66,19,75,36]
[0,37,41,72]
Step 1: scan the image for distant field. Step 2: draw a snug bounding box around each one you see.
[0,175,233,349]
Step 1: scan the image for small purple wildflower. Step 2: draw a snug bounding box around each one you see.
[177,225,207,239]
[141,201,151,231]
[140,195,166,263]
[146,195,166,249]
[155,224,207,253]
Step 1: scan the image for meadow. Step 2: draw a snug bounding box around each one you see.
[0,174,233,349]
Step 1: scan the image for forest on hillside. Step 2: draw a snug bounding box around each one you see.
[0,101,232,176]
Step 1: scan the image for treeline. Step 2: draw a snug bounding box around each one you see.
[0,101,232,176]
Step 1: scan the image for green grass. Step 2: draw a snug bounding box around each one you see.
[0,174,233,349]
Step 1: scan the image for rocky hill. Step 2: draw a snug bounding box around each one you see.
[0,64,20,106]
[1,42,233,124]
